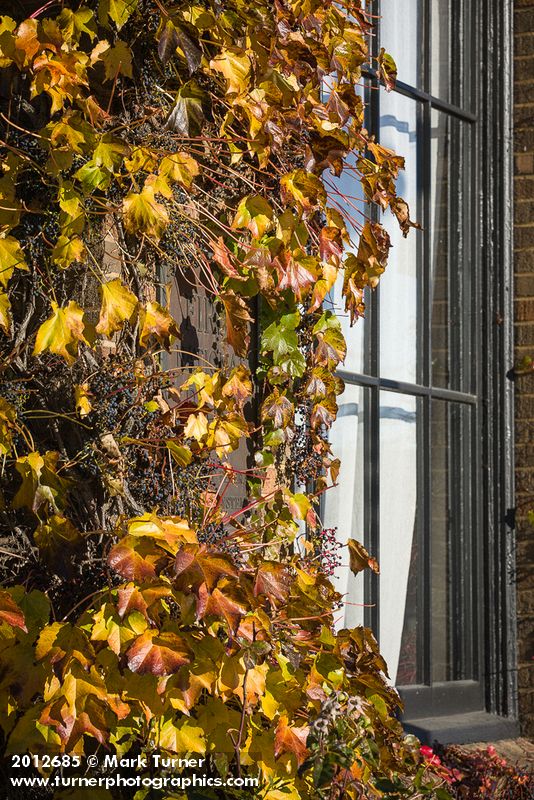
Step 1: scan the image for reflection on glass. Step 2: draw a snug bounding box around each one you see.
[379,92,420,384]
[379,392,418,684]
[431,0,471,109]
[431,400,474,682]
[327,151,366,375]
[323,383,366,629]
[430,110,472,392]
[380,0,421,88]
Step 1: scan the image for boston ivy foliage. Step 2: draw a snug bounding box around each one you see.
[0,1,446,798]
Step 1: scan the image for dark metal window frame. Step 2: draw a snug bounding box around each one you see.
[334,0,517,740]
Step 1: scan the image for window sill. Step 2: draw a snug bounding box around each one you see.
[402,711,519,745]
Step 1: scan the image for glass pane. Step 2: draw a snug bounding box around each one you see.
[379,92,420,384]
[430,111,473,392]
[431,400,475,682]
[379,392,418,684]
[323,383,366,629]
[327,152,367,375]
[431,0,472,110]
[380,0,422,89]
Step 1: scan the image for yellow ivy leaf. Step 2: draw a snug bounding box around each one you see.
[210,48,251,95]
[51,235,85,269]
[280,170,327,215]
[91,39,133,81]
[13,451,70,514]
[138,301,179,348]
[0,235,28,288]
[96,278,138,337]
[158,717,206,754]
[0,397,16,456]
[184,412,209,442]
[0,290,11,334]
[74,383,92,417]
[159,152,200,189]
[122,185,169,240]
[124,146,158,173]
[34,515,81,562]
[98,0,139,30]
[34,301,92,364]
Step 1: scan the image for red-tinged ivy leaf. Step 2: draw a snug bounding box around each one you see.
[347,538,380,575]
[310,396,337,430]
[274,716,309,767]
[166,81,206,136]
[0,590,27,632]
[175,544,239,592]
[158,19,202,74]
[198,584,248,633]
[222,365,252,410]
[126,630,191,676]
[117,582,172,619]
[261,390,294,429]
[138,301,180,349]
[212,236,242,279]
[253,562,290,604]
[219,291,253,357]
[108,536,161,581]
[274,252,317,301]
[343,221,391,316]
[96,278,138,337]
[377,47,397,92]
[319,226,344,266]
[343,273,366,325]
[158,19,180,64]
[313,311,347,367]
[390,196,421,237]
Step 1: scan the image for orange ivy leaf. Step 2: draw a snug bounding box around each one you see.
[274,716,309,767]
[220,291,253,357]
[253,562,290,604]
[126,630,191,676]
[0,590,27,632]
[108,536,161,581]
[174,544,239,592]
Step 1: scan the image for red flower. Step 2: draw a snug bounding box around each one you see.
[420,746,434,758]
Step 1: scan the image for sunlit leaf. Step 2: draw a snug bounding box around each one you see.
[0,235,28,288]
[96,278,138,337]
[34,301,93,364]
[126,630,191,676]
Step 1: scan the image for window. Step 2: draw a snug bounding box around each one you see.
[323,0,517,739]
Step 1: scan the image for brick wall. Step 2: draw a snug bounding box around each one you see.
[514,0,534,740]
